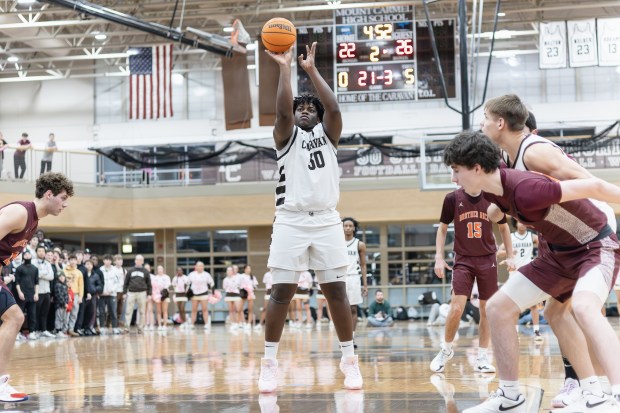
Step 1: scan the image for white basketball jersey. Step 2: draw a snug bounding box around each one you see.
[346,238,361,276]
[511,231,534,270]
[509,134,617,230]
[597,18,620,66]
[275,124,340,212]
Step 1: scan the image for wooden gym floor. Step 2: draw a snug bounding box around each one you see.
[6,317,620,412]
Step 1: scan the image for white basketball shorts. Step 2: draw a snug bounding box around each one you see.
[268,209,348,271]
[346,275,363,306]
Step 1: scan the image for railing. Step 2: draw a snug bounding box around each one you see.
[0,146,97,185]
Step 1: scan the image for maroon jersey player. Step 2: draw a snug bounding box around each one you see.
[444,131,620,413]
[431,188,514,374]
[0,172,73,402]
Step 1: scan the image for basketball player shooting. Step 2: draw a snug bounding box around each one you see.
[0,172,73,402]
[258,42,363,393]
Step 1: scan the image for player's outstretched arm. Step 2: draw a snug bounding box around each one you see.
[524,144,593,180]
[559,177,620,204]
[266,47,295,150]
[298,42,342,146]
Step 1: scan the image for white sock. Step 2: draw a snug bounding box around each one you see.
[581,376,604,397]
[340,340,355,358]
[599,376,611,394]
[515,325,519,333]
[478,347,488,359]
[533,324,539,332]
[610,384,620,398]
[499,380,520,399]
[352,331,356,339]
[443,341,453,352]
[264,341,279,360]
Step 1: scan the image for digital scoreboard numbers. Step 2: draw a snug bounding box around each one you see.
[335,6,416,103]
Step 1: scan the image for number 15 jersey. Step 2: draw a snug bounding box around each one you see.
[275,124,340,212]
[439,189,500,257]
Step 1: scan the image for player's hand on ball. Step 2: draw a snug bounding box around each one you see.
[265,46,294,66]
[298,42,317,72]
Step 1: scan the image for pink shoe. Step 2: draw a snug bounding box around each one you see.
[258,358,278,393]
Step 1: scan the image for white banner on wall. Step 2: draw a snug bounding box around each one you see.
[539,22,567,69]
[597,17,620,66]
[568,19,598,67]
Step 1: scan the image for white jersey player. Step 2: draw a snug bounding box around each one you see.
[342,217,368,348]
[259,42,362,394]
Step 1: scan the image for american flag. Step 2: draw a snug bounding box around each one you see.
[129,44,173,119]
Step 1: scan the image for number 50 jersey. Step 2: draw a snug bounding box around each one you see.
[275,124,340,212]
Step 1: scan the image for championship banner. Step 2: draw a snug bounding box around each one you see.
[597,18,620,66]
[568,19,598,67]
[539,22,567,69]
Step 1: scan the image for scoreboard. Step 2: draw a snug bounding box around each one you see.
[335,7,416,103]
[296,5,456,104]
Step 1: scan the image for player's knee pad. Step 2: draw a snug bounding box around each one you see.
[315,266,348,284]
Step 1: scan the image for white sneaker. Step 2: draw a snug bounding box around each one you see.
[463,389,526,413]
[550,391,619,413]
[258,358,278,393]
[42,331,55,338]
[28,332,38,341]
[430,345,454,373]
[304,322,313,330]
[56,331,68,338]
[339,355,363,390]
[16,333,27,342]
[254,324,263,332]
[551,378,582,408]
[113,328,122,335]
[475,355,496,373]
[0,375,28,402]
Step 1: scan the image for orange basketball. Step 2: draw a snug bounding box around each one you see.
[261,18,296,53]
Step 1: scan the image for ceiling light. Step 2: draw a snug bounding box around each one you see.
[94,33,107,40]
[246,41,258,51]
[223,27,234,33]
[7,56,19,63]
[497,12,506,17]
[17,0,37,4]
[127,48,141,56]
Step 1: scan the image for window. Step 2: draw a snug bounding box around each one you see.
[85,233,120,255]
[176,231,211,253]
[51,233,82,252]
[362,225,380,248]
[123,232,155,254]
[213,230,247,252]
[387,225,402,247]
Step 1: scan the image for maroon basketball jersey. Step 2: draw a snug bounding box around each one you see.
[0,201,39,266]
[484,169,609,248]
[440,189,498,256]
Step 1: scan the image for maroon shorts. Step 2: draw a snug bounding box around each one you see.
[519,234,620,303]
[452,253,498,300]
